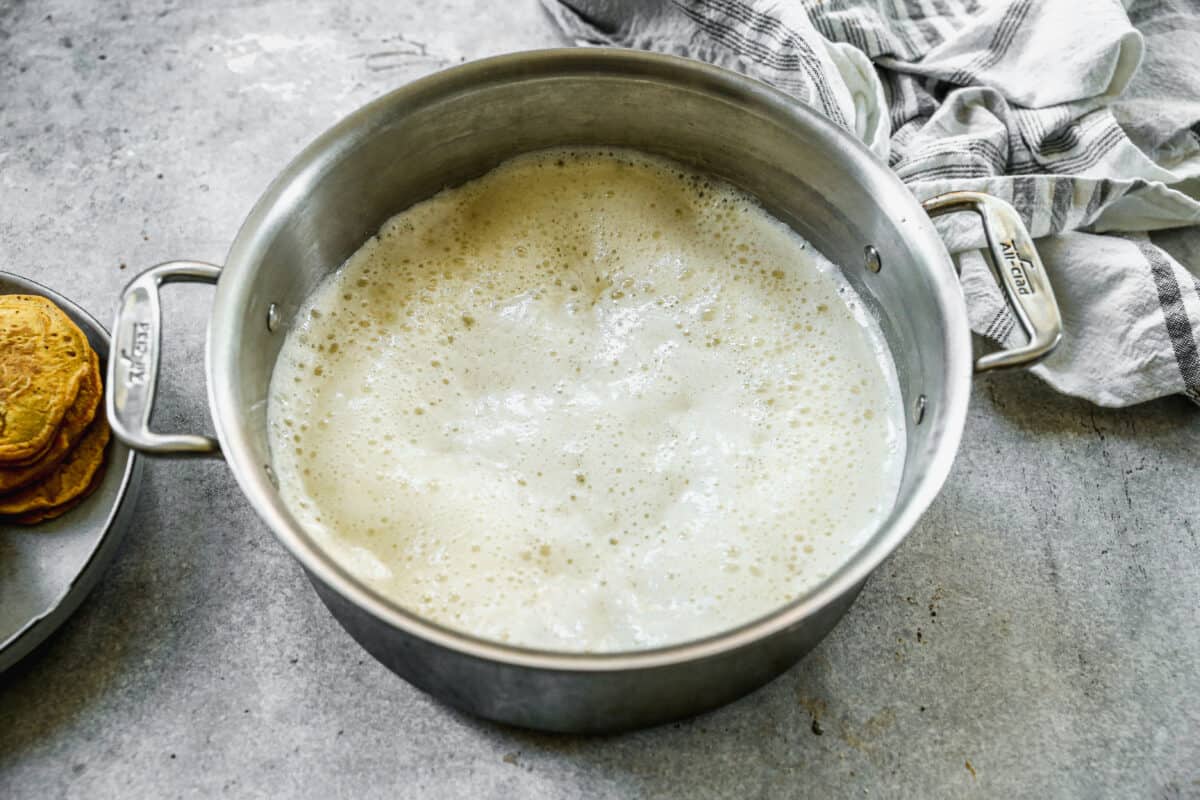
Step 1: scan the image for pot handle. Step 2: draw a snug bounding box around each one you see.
[106,260,222,456]
[923,191,1063,372]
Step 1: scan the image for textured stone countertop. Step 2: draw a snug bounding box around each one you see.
[1,2,1198,797]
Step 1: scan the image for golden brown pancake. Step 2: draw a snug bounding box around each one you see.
[0,414,109,518]
[0,349,101,494]
[0,295,92,464]
[4,468,104,524]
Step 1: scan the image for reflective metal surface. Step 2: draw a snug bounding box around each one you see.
[108,261,223,456]
[116,49,981,732]
[924,192,1063,372]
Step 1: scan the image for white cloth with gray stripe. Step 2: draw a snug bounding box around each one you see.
[543,0,1200,406]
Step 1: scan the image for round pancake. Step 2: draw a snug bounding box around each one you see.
[3,467,104,525]
[0,295,92,464]
[0,414,109,517]
[0,349,101,494]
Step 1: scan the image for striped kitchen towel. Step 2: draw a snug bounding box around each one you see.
[543,0,1200,407]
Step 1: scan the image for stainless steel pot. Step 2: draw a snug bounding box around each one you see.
[106,49,1061,733]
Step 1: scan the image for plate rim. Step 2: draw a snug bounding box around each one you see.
[0,270,142,673]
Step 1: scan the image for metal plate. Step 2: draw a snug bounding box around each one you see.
[0,271,142,673]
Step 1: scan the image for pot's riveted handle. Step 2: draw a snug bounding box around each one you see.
[106,261,222,456]
[923,191,1063,372]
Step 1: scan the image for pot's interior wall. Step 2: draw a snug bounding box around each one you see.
[219,58,963,545]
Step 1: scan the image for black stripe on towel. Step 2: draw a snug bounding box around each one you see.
[1011,175,1039,230]
[1049,177,1075,233]
[1082,180,1115,224]
[1042,124,1125,174]
[901,137,1008,173]
[1137,240,1200,398]
[982,306,1010,341]
[899,0,946,53]
[948,0,1033,86]
[902,163,994,180]
[678,0,849,127]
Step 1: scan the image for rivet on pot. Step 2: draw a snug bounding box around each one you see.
[266,302,281,332]
[914,394,927,425]
[264,464,278,487]
[865,245,881,274]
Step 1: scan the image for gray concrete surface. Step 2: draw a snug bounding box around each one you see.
[1,1,1198,797]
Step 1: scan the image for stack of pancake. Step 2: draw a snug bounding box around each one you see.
[1,294,110,525]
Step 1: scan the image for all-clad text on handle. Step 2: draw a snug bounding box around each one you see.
[107,261,222,456]
[923,192,1063,373]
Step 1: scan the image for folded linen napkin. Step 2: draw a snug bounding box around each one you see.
[543,0,1200,407]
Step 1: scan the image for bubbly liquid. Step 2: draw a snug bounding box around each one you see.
[268,149,905,652]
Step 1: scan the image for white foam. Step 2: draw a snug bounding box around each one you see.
[267,148,906,652]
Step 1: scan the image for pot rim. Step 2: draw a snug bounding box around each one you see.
[209,48,973,672]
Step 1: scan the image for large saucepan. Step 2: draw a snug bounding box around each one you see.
[107,49,1060,733]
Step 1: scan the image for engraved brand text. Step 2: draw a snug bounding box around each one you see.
[1000,240,1036,296]
[121,322,151,386]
